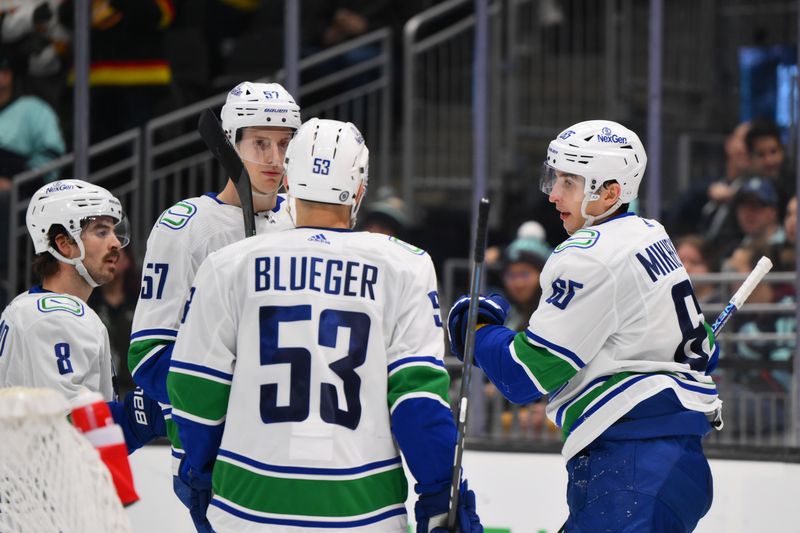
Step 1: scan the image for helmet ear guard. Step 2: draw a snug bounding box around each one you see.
[544,120,647,202]
[26,179,128,287]
[544,120,646,228]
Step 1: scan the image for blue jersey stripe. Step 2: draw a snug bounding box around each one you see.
[525,330,585,368]
[217,449,402,476]
[570,374,718,433]
[170,360,233,381]
[171,448,184,459]
[555,375,610,427]
[387,356,445,373]
[130,328,178,340]
[210,499,406,528]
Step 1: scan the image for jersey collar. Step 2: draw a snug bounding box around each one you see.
[205,192,285,214]
[596,211,635,226]
[29,284,53,294]
[297,226,353,233]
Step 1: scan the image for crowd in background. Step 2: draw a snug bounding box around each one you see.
[0,0,796,439]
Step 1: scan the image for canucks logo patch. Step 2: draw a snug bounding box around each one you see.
[37,295,85,316]
[389,236,425,255]
[159,201,197,230]
[308,233,331,245]
[554,228,600,253]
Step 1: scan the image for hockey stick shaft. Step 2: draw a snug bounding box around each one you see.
[447,197,491,531]
[197,108,257,237]
[711,256,773,336]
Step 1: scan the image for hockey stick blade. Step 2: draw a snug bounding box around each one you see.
[197,108,257,237]
[447,197,491,532]
[711,256,773,336]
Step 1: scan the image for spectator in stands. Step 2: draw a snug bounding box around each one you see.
[675,235,722,304]
[0,47,65,187]
[358,186,409,239]
[776,196,797,272]
[304,0,392,49]
[58,0,175,142]
[732,177,785,257]
[0,1,69,108]
[487,230,557,439]
[668,121,750,242]
[745,118,793,210]
[301,0,392,93]
[722,244,792,435]
[88,246,140,396]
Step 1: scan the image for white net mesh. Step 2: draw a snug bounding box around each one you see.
[0,388,132,533]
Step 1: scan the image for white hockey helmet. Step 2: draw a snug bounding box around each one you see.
[284,118,369,225]
[220,81,301,145]
[541,120,647,227]
[26,179,129,287]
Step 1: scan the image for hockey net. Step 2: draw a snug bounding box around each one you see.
[0,387,132,533]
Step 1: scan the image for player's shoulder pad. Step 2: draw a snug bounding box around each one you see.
[386,235,429,256]
[35,294,86,317]
[553,227,601,254]
[156,198,200,231]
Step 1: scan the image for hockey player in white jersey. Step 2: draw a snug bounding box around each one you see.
[0,179,164,452]
[167,118,483,532]
[127,82,300,481]
[449,120,721,532]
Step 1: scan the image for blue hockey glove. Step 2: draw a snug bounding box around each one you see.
[174,458,214,533]
[415,480,483,533]
[108,387,166,453]
[447,293,509,360]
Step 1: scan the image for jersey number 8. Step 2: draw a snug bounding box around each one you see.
[259,305,369,430]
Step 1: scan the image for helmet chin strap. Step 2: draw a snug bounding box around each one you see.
[579,195,622,230]
[46,239,101,288]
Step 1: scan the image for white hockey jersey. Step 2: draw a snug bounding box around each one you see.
[481,213,722,460]
[0,287,114,401]
[129,193,293,466]
[168,229,452,532]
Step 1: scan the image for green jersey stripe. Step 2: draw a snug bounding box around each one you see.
[168,371,231,421]
[128,338,167,375]
[165,418,183,448]
[387,365,449,411]
[512,332,578,392]
[213,459,407,517]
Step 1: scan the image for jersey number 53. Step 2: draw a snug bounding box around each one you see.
[259,305,369,430]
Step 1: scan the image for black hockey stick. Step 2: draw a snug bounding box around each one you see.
[447,197,491,532]
[197,108,256,237]
[555,255,774,533]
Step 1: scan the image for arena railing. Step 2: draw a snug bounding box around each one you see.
[402,0,505,218]
[4,129,141,299]
[142,27,394,257]
[440,258,798,454]
[4,28,394,297]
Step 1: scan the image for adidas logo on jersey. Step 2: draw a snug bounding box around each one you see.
[308,233,330,244]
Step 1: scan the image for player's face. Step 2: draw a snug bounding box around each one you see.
[80,216,123,285]
[750,137,784,179]
[238,127,293,196]
[547,171,589,234]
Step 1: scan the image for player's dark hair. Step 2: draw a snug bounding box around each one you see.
[745,118,782,154]
[31,224,74,282]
